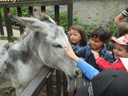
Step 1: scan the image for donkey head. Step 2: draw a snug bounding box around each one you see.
[9,11,79,79]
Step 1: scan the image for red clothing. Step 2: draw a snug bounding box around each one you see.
[96,57,127,71]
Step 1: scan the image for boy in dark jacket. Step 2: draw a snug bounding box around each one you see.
[74,26,114,72]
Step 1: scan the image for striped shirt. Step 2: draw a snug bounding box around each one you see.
[122,8,128,17]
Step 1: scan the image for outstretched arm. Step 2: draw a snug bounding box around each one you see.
[114,13,126,26]
[65,44,79,62]
[65,44,99,80]
[114,8,128,26]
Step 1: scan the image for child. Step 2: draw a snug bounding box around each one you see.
[109,22,128,59]
[67,25,87,96]
[92,34,128,71]
[75,26,114,72]
[114,22,128,38]
[68,25,87,49]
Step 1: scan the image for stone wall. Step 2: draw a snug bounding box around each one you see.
[72,0,128,27]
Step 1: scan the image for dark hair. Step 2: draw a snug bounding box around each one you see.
[90,26,111,43]
[122,45,128,52]
[114,22,128,38]
[69,25,87,46]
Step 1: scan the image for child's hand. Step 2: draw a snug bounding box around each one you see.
[65,44,79,62]
[65,44,76,58]
[91,50,100,59]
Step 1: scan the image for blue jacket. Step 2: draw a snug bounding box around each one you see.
[74,43,114,71]
[72,45,86,54]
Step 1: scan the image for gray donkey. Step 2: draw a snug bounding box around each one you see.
[0,10,79,96]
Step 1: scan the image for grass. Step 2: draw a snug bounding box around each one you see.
[0,36,18,40]
[0,87,16,96]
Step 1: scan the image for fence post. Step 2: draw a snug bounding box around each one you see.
[0,10,4,35]
[46,71,53,96]
[4,7,13,41]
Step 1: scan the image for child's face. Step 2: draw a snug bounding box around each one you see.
[113,43,128,59]
[69,29,82,46]
[90,37,105,51]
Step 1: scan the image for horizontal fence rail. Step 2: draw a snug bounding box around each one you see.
[20,67,53,96]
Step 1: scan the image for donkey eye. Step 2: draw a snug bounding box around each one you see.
[53,44,62,48]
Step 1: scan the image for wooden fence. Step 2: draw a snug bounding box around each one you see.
[0,0,73,96]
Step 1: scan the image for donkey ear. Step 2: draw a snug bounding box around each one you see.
[9,13,41,28]
[9,13,48,35]
[32,10,56,24]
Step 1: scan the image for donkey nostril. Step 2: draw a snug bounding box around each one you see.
[75,70,79,75]
[75,70,82,77]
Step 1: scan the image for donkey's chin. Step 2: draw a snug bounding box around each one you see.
[66,74,77,80]
[66,69,81,79]
[66,75,74,80]
[67,73,79,79]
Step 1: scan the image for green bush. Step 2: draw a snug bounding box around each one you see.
[1,7,29,26]
[50,11,97,38]
[108,23,117,36]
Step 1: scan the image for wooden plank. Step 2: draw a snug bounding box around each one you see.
[67,2,73,29]
[0,12,4,35]
[62,73,67,96]
[4,7,13,41]
[56,70,62,96]
[46,71,53,96]
[54,5,60,25]
[0,0,73,7]
[20,67,52,96]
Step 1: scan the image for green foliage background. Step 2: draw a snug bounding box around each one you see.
[0,7,117,43]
